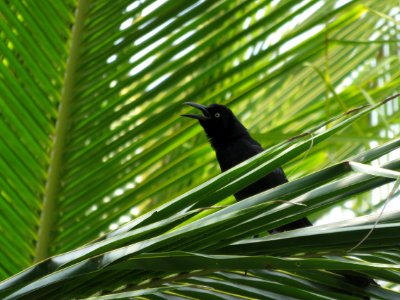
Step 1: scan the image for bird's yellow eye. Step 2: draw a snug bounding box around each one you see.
[215,113,220,118]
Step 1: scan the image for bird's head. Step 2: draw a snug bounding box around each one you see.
[182,102,248,145]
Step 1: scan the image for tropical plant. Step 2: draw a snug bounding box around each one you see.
[0,0,399,299]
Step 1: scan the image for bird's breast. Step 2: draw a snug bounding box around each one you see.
[215,139,261,172]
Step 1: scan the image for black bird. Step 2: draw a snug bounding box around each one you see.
[182,102,375,291]
[182,102,311,232]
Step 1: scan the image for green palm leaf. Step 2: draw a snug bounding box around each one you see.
[1,0,399,298]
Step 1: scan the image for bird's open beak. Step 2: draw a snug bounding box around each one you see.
[181,102,210,121]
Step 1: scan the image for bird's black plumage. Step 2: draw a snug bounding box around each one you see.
[182,102,375,290]
[182,102,311,232]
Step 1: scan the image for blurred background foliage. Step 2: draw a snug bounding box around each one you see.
[0,0,400,295]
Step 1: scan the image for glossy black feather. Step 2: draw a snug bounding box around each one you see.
[183,103,311,232]
[182,103,376,290]
[214,127,312,232]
